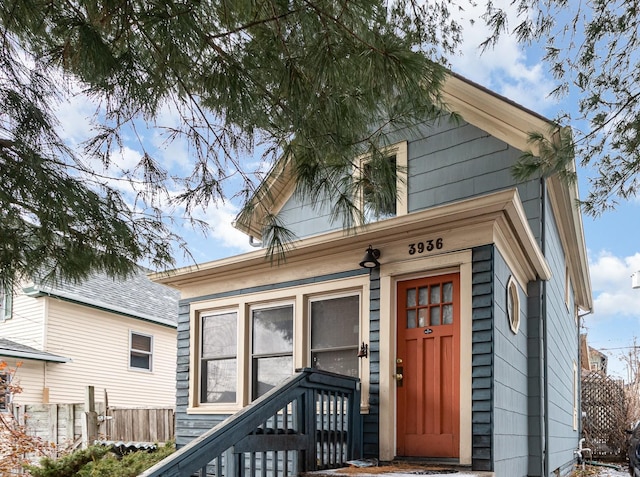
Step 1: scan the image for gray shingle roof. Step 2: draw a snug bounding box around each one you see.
[0,337,71,362]
[25,267,180,327]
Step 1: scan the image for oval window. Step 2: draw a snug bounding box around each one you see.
[506,276,520,334]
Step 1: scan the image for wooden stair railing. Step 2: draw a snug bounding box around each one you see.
[139,368,363,477]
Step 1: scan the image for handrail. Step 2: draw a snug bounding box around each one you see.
[139,368,362,477]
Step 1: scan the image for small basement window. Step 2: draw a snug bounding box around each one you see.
[130,332,153,371]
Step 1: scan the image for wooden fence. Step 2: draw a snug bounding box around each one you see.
[103,407,175,443]
[11,387,175,449]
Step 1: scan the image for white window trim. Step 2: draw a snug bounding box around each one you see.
[188,276,370,414]
[506,276,520,335]
[129,331,153,372]
[0,286,12,322]
[355,141,408,222]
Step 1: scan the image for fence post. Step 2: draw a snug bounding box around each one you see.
[82,386,98,448]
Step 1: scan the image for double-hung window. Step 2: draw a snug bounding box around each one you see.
[201,311,238,404]
[357,141,408,223]
[251,304,294,399]
[310,294,359,377]
[130,332,153,371]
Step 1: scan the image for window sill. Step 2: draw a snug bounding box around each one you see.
[187,405,243,415]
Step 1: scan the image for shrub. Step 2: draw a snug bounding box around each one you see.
[27,442,175,477]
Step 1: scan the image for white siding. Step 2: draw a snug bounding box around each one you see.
[43,298,176,407]
[0,289,45,349]
[2,357,46,405]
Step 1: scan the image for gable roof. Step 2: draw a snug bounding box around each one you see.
[23,267,180,328]
[231,71,592,312]
[0,337,71,363]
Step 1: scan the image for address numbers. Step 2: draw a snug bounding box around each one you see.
[408,238,443,255]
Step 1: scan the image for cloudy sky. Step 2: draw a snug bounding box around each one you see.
[52,1,640,381]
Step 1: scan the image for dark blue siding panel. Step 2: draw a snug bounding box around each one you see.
[471,245,494,472]
[363,269,381,457]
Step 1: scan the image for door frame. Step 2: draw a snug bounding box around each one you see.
[378,250,473,464]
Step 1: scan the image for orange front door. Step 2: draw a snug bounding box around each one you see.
[396,273,460,458]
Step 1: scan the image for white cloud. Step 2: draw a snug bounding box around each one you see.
[55,92,97,146]
[588,250,640,318]
[448,1,558,115]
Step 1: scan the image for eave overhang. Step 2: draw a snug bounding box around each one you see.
[151,189,551,296]
[22,286,177,328]
[0,348,71,363]
[546,169,593,312]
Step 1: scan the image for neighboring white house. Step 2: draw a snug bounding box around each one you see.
[0,267,179,408]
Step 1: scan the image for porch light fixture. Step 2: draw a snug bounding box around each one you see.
[359,245,381,269]
[357,342,369,359]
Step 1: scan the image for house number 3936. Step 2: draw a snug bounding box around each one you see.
[408,238,443,255]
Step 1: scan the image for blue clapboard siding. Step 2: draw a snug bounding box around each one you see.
[492,250,529,477]
[276,118,541,241]
[471,245,494,471]
[542,188,579,476]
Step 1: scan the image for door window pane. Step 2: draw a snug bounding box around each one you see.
[443,282,453,302]
[418,286,428,306]
[443,304,453,324]
[430,307,440,326]
[407,288,416,307]
[430,284,441,304]
[407,309,417,328]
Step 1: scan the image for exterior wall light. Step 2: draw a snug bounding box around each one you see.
[359,245,381,269]
[357,342,369,358]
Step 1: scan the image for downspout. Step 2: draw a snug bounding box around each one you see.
[577,310,592,438]
[540,177,549,477]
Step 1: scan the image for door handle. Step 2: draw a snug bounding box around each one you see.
[395,366,404,386]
